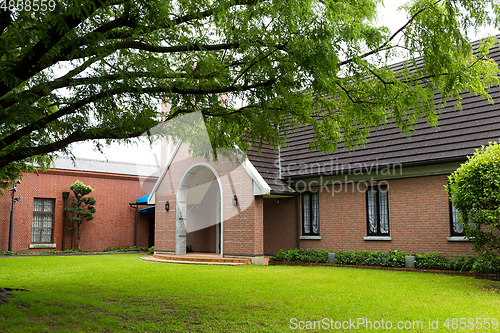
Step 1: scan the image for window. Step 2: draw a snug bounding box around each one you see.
[302,192,319,235]
[366,185,389,236]
[32,198,55,243]
[449,202,465,236]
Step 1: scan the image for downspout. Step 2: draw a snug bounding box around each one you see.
[70,194,75,249]
[134,205,138,247]
[62,192,69,251]
[278,146,282,179]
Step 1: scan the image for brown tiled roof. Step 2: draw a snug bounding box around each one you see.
[246,142,293,193]
[247,41,500,191]
[280,91,500,178]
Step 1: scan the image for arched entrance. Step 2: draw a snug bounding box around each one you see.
[176,164,223,256]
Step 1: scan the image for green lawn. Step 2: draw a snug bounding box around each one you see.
[0,254,499,332]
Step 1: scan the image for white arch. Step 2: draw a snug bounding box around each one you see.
[175,163,224,257]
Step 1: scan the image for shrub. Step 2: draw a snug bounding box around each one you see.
[445,141,500,257]
[270,249,500,275]
[270,249,328,263]
[102,246,148,252]
[335,249,408,268]
[0,251,21,255]
[415,252,450,270]
[471,255,500,274]
[449,254,476,272]
[148,246,154,254]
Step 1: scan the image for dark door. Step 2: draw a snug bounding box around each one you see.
[148,218,155,247]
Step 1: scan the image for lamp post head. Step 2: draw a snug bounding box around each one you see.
[165,201,170,212]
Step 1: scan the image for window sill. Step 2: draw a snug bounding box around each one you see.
[29,243,56,249]
[447,236,469,242]
[363,236,392,241]
[300,235,321,240]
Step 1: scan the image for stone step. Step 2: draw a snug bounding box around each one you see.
[141,256,248,266]
[149,253,252,265]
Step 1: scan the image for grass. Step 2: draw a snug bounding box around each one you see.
[0,254,499,332]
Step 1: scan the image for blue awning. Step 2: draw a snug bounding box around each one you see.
[136,193,150,204]
[138,206,155,213]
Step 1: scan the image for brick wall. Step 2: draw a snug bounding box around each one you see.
[298,175,474,257]
[154,143,264,256]
[263,197,298,255]
[0,169,156,252]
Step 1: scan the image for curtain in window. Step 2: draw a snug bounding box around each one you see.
[43,199,53,211]
[451,205,464,234]
[32,198,54,243]
[367,189,378,234]
[33,199,43,212]
[303,193,310,234]
[312,193,319,234]
[379,186,389,233]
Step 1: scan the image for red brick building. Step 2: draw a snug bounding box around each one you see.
[149,78,500,264]
[0,157,158,252]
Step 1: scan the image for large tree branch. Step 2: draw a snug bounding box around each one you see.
[0,128,146,168]
[0,54,109,115]
[0,79,276,149]
[0,8,12,37]
[106,41,240,54]
[46,17,138,65]
[0,55,254,123]
[0,0,109,97]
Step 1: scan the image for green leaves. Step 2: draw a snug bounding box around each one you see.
[446,141,500,257]
[66,180,96,250]
[0,0,499,186]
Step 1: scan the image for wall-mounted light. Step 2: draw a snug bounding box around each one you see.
[233,194,238,207]
[165,201,170,212]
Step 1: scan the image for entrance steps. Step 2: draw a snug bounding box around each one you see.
[142,253,251,266]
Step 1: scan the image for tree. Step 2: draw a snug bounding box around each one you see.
[1,0,500,189]
[66,180,96,250]
[445,141,500,258]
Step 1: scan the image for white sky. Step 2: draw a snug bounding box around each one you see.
[68,2,499,165]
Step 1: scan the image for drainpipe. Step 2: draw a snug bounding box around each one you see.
[134,205,138,247]
[62,192,69,251]
[129,203,139,247]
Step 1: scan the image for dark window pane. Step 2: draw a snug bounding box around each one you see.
[32,198,55,243]
[366,186,389,236]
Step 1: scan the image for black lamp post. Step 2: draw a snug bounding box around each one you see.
[8,180,21,251]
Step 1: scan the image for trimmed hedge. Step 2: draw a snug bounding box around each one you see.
[270,249,329,263]
[270,249,500,274]
[101,246,149,252]
[0,246,152,256]
[0,249,84,255]
[335,249,407,268]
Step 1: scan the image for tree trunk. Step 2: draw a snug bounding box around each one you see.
[77,223,81,251]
